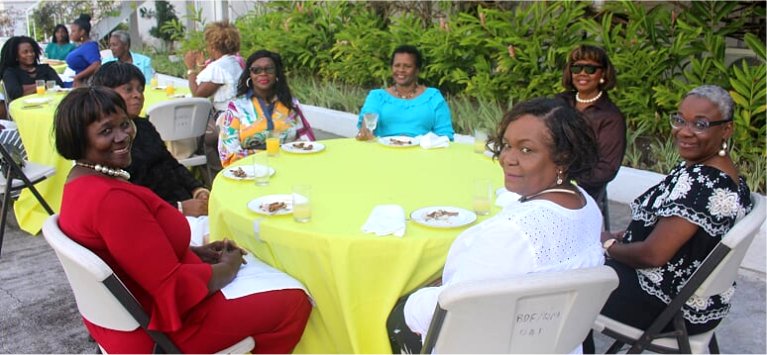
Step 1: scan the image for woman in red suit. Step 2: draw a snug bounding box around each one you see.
[53,87,311,353]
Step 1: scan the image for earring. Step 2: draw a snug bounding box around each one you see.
[556,169,564,185]
[718,140,728,157]
[599,78,605,84]
[246,78,252,87]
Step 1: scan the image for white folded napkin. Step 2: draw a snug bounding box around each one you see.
[419,132,450,149]
[361,204,406,237]
[495,187,522,208]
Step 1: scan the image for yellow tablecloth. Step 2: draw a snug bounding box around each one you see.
[43,60,67,74]
[8,87,191,235]
[208,138,503,353]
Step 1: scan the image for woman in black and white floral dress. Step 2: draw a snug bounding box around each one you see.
[593,85,752,341]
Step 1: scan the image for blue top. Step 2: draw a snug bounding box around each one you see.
[358,87,454,140]
[102,51,155,81]
[65,41,100,74]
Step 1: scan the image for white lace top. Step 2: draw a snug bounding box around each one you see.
[196,54,243,111]
[404,186,605,338]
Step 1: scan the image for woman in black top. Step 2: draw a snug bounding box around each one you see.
[92,62,210,234]
[555,45,626,202]
[0,36,63,102]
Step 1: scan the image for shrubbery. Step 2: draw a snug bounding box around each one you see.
[179,1,766,192]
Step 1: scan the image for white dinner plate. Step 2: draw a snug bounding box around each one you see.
[222,165,276,181]
[281,141,325,154]
[410,206,477,229]
[49,86,72,93]
[378,136,420,148]
[23,97,51,105]
[247,194,293,215]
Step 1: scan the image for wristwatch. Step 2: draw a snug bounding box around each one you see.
[602,238,618,257]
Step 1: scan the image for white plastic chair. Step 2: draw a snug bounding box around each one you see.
[42,215,255,354]
[421,266,619,354]
[146,98,212,173]
[593,192,765,354]
[0,122,55,257]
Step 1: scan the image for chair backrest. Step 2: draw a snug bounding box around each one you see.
[695,193,765,298]
[147,98,212,142]
[423,266,619,354]
[100,49,114,59]
[42,215,140,331]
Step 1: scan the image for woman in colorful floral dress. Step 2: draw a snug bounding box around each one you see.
[218,50,314,167]
[585,85,752,351]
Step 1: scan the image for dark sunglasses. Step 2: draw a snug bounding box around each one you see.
[570,64,602,75]
[249,66,276,75]
[669,113,731,133]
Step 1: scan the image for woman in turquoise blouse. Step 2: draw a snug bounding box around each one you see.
[357,45,454,141]
[45,24,76,60]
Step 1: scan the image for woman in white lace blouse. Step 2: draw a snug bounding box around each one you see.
[386,98,606,354]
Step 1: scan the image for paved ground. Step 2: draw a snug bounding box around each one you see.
[0,136,764,353]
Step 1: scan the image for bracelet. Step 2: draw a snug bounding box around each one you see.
[187,69,198,76]
[193,188,210,199]
[177,201,184,213]
[603,238,618,257]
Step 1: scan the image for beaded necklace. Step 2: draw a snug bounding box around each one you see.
[75,161,131,180]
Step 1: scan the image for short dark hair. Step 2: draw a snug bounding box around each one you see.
[562,45,617,91]
[72,14,92,35]
[390,45,423,69]
[50,24,70,44]
[487,97,598,182]
[92,61,146,88]
[54,87,128,160]
[0,36,41,77]
[237,49,294,109]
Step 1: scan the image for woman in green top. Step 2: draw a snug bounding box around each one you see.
[45,24,76,60]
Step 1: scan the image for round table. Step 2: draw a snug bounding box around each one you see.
[208,138,503,353]
[8,86,191,234]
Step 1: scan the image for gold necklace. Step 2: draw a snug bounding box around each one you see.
[519,187,579,202]
[394,84,418,99]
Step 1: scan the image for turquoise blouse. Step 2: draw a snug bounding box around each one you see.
[358,87,454,140]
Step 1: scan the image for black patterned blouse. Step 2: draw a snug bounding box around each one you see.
[623,162,752,325]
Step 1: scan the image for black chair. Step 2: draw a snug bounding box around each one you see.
[0,129,55,257]
[593,193,765,353]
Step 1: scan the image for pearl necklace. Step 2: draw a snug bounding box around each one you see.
[75,161,131,180]
[394,84,418,99]
[575,90,603,104]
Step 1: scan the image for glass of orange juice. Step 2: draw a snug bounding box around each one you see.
[472,179,493,216]
[265,133,280,157]
[165,81,175,96]
[35,80,46,95]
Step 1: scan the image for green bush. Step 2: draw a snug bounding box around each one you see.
[175,1,765,192]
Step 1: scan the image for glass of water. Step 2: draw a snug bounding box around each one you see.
[363,112,378,140]
[253,153,270,186]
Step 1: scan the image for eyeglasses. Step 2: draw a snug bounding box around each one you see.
[570,64,602,75]
[669,113,731,133]
[249,66,276,75]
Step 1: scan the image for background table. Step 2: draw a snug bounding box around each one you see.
[8,87,191,235]
[208,138,503,353]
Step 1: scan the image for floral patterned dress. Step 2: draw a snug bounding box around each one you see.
[603,162,752,333]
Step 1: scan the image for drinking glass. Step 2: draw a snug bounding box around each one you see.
[253,153,270,186]
[473,129,488,154]
[266,133,280,157]
[165,81,176,96]
[150,74,159,89]
[292,185,312,223]
[363,112,378,140]
[35,80,46,95]
[472,179,493,216]
[46,80,56,93]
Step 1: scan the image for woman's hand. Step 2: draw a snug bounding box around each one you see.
[192,188,210,201]
[205,239,249,293]
[184,51,203,69]
[181,198,208,216]
[190,244,221,264]
[601,230,623,243]
[355,127,374,141]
